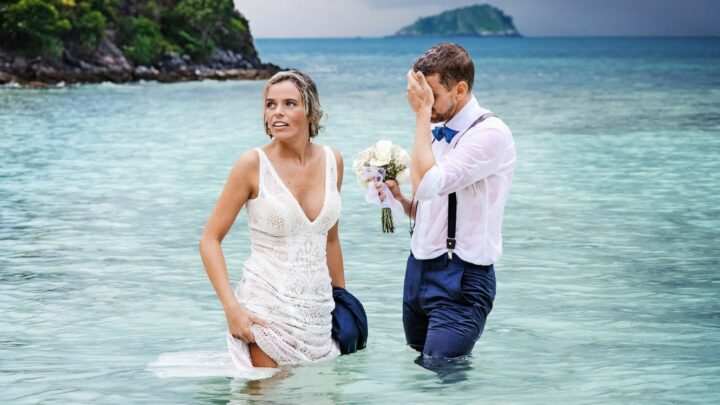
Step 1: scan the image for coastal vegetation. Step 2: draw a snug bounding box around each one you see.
[0,0,277,86]
[0,0,253,62]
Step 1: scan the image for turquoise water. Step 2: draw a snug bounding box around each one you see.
[1,37,719,403]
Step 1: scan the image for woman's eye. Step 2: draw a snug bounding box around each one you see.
[266,102,275,108]
[287,101,296,107]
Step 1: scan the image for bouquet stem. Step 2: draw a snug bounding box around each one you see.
[381,207,395,233]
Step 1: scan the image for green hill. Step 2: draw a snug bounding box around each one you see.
[395,4,521,37]
[0,0,278,86]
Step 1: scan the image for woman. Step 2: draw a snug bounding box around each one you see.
[199,70,345,369]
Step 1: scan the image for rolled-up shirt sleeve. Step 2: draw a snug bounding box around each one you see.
[415,128,508,201]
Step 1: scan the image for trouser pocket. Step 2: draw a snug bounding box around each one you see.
[459,264,496,313]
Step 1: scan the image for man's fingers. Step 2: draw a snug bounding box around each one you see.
[406,69,417,83]
[413,71,433,95]
[407,70,421,86]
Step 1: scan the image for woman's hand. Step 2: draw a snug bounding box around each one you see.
[225,302,269,343]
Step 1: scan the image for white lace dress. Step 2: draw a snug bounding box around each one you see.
[227,145,341,369]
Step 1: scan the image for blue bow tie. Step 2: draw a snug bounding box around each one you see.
[432,125,459,143]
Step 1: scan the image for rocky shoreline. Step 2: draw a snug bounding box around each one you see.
[0,36,279,88]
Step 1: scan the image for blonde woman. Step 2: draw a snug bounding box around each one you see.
[199,70,349,369]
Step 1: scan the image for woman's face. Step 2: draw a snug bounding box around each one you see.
[264,80,310,140]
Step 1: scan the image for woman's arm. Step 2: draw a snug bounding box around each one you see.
[327,148,346,288]
[199,149,268,342]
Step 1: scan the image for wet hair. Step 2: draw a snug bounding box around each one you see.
[263,70,324,138]
[413,42,474,92]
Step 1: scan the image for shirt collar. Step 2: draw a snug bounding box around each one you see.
[445,95,484,133]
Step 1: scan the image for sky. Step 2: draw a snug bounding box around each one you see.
[234,0,720,38]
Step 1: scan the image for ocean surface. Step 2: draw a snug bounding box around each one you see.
[1,37,719,403]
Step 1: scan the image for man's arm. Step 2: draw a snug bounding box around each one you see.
[406,70,436,195]
[415,126,510,201]
[373,70,433,218]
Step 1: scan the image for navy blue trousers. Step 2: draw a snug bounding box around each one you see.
[403,253,496,358]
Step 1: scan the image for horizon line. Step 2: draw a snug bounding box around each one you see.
[254,34,720,40]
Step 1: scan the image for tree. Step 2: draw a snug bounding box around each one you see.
[118,16,164,65]
[74,9,107,50]
[0,0,71,56]
[171,0,241,59]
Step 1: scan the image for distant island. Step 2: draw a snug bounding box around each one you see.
[395,4,521,37]
[0,0,279,87]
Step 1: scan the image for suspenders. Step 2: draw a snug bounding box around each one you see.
[410,112,497,260]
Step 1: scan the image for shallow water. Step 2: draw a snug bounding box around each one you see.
[1,37,719,403]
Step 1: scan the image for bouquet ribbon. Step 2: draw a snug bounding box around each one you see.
[363,166,405,219]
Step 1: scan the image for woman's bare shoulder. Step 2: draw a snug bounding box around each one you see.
[229,148,261,179]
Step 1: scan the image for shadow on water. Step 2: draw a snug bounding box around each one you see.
[414,355,474,385]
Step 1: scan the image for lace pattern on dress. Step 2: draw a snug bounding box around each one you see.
[228,145,341,368]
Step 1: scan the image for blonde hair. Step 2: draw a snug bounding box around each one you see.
[263,70,324,138]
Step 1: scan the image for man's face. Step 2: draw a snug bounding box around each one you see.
[425,74,458,124]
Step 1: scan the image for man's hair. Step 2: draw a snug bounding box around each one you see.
[263,69,324,138]
[413,42,474,92]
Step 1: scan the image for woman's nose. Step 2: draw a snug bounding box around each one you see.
[273,106,285,116]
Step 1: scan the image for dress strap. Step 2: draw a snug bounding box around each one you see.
[254,148,267,193]
[323,145,337,188]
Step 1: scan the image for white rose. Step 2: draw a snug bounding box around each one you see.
[395,149,411,168]
[373,140,393,166]
[396,168,411,185]
[351,158,364,176]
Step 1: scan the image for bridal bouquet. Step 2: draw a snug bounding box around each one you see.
[352,140,411,233]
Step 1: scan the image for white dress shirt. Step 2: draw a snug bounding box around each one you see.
[411,95,516,266]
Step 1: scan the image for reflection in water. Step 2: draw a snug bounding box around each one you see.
[414,355,473,385]
[234,367,293,399]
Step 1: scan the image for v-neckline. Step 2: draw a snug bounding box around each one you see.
[258,147,328,224]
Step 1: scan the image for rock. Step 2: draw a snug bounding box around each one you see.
[133,65,159,81]
[95,37,132,71]
[163,53,186,69]
[34,66,66,83]
[212,50,233,65]
[0,71,18,84]
[79,60,96,70]
[62,50,82,68]
[26,80,50,89]
[103,66,132,82]
[0,49,11,64]
[1,43,277,87]
[12,57,29,71]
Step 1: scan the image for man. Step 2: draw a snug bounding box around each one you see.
[380,42,516,359]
